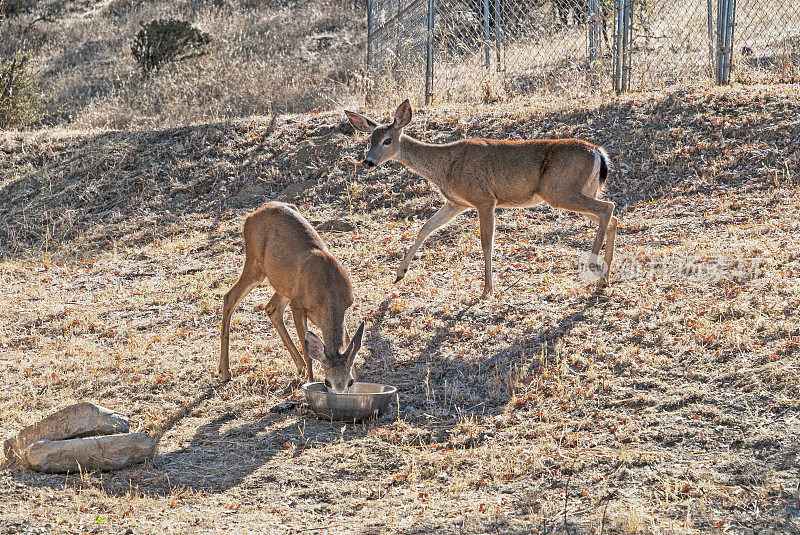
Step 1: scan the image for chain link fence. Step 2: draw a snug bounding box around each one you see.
[366,0,800,104]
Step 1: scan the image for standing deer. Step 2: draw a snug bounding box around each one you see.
[345,100,617,298]
[219,201,365,393]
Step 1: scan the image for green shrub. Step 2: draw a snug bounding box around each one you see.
[1,0,35,18]
[0,54,42,129]
[131,19,212,74]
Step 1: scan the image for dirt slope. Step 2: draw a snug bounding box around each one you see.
[1,85,799,533]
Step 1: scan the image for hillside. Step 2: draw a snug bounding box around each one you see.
[0,0,366,129]
[1,84,800,533]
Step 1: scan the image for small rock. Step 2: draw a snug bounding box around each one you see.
[4,402,129,462]
[21,433,156,473]
[314,219,356,232]
[274,179,316,202]
[269,400,300,414]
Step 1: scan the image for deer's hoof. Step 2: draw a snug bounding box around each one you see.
[584,278,608,294]
[394,275,404,284]
[219,370,231,382]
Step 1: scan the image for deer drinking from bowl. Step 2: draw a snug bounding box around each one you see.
[219,201,365,393]
[345,100,618,298]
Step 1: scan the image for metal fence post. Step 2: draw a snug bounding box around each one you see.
[716,0,726,83]
[425,0,435,104]
[588,0,599,86]
[716,0,736,84]
[396,0,403,72]
[614,0,633,93]
[482,0,491,68]
[622,0,633,91]
[707,0,715,77]
[715,0,725,85]
[614,0,625,92]
[723,0,736,83]
[493,0,501,71]
[589,0,599,63]
[367,0,373,70]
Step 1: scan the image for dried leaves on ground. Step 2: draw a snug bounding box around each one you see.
[1,84,799,534]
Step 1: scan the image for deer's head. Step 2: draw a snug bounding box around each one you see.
[345,100,412,169]
[304,321,365,393]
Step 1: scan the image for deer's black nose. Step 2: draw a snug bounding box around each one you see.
[363,160,375,168]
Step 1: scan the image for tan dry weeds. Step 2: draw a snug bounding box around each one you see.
[1,85,800,533]
[0,0,367,129]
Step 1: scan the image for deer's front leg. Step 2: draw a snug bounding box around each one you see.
[264,294,307,378]
[476,203,496,299]
[290,304,313,382]
[395,201,468,283]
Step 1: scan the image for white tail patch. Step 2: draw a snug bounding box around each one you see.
[346,101,618,297]
[582,149,604,196]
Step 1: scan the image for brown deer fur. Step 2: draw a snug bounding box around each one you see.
[219,202,364,392]
[345,100,617,298]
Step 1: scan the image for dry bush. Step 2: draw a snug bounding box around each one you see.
[0,0,35,18]
[131,19,212,74]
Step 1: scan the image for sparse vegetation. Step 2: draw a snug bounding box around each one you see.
[0,0,34,18]
[0,0,366,128]
[131,19,212,74]
[1,84,799,533]
[0,53,42,129]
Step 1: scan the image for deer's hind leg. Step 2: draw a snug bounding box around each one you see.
[220,258,267,381]
[602,213,618,272]
[558,194,616,283]
[476,202,497,298]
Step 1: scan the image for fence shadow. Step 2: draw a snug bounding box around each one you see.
[5,288,608,500]
[359,288,607,429]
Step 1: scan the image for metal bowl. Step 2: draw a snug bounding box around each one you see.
[301,382,398,421]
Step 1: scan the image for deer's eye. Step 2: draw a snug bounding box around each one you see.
[347,378,355,388]
[324,379,332,389]
[382,138,391,145]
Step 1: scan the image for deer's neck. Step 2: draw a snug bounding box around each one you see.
[395,135,452,187]
[321,305,348,356]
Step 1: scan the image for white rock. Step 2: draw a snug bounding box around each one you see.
[4,402,129,462]
[21,433,156,473]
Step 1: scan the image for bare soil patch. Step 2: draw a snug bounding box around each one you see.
[1,85,799,533]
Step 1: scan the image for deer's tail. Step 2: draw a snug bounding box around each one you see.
[596,147,610,186]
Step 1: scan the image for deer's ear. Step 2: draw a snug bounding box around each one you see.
[304,331,327,364]
[393,99,412,129]
[345,321,365,367]
[345,110,377,133]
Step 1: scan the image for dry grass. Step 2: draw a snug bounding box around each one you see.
[0,0,367,129]
[1,84,800,533]
[370,0,800,106]
[2,0,797,128]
